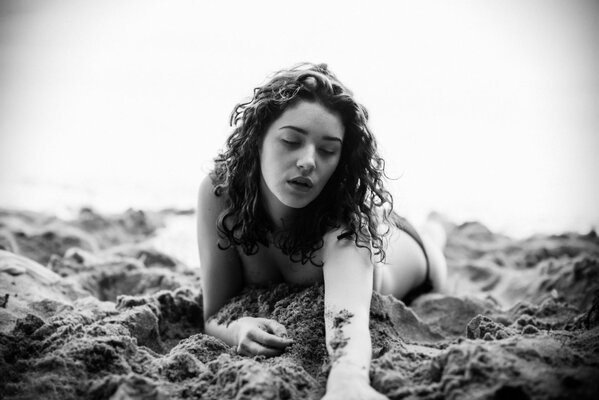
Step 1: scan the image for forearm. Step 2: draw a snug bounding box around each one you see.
[325,307,372,382]
[322,231,376,384]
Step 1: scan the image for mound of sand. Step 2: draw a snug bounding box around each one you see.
[1,209,598,399]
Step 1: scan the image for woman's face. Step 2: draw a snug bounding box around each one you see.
[259,100,345,215]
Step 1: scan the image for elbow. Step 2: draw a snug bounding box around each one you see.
[203,310,220,337]
[203,303,218,327]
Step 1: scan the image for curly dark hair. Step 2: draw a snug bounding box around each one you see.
[209,63,393,265]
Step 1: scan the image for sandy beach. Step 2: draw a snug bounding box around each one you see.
[1,207,598,399]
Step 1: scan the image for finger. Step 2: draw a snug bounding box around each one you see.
[258,318,290,339]
[248,327,294,349]
[237,339,284,357]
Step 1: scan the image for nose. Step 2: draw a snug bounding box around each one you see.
[296,145,316,175]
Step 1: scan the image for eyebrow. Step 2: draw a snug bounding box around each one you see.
[279,125,343,144]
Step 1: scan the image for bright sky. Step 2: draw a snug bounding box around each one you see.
[1,0,598,236]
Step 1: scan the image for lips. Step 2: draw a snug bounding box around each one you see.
[288,176,314,190]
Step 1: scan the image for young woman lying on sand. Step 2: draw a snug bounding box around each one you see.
[197,63,447,400]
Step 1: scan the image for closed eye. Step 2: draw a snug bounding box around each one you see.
[281,139,300,147]
[319,148,337,155]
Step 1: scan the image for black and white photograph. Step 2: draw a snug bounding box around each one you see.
[1,1,598,399]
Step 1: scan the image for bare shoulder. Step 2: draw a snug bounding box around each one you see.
[322,227,348,248]
[322,227,371,262]
[198,175,223,209]
[196,175,227,253]
[197,175,228,225]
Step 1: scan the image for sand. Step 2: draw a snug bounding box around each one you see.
[1,208,598,399]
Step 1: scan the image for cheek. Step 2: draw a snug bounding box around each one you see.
[260,146,285,182]
[326,157,342,177]
[319,159,341,188]
[259,143,274,169]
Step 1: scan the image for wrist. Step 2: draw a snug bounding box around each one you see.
[229,318,243,346]
[328,360,370,383]
[205,317,241,348]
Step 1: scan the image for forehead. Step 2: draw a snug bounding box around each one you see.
[272,100,345,139]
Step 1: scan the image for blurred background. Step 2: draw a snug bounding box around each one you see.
[1,0,598,239]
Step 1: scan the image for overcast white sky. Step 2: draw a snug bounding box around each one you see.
[0,0,598,236]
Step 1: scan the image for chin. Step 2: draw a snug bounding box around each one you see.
[281,198,312,209]
[277,192,317,209]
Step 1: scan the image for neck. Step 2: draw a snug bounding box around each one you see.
[259,176,298,230]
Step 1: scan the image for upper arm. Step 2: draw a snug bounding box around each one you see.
[196,175,243,321]
[322,230,374,317]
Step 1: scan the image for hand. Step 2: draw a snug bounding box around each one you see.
[234,317,294,357]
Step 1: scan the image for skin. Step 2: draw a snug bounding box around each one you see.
[197,100,446,400]
[259,100,344,216]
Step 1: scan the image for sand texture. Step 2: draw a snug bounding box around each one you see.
[1,208,598,399]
